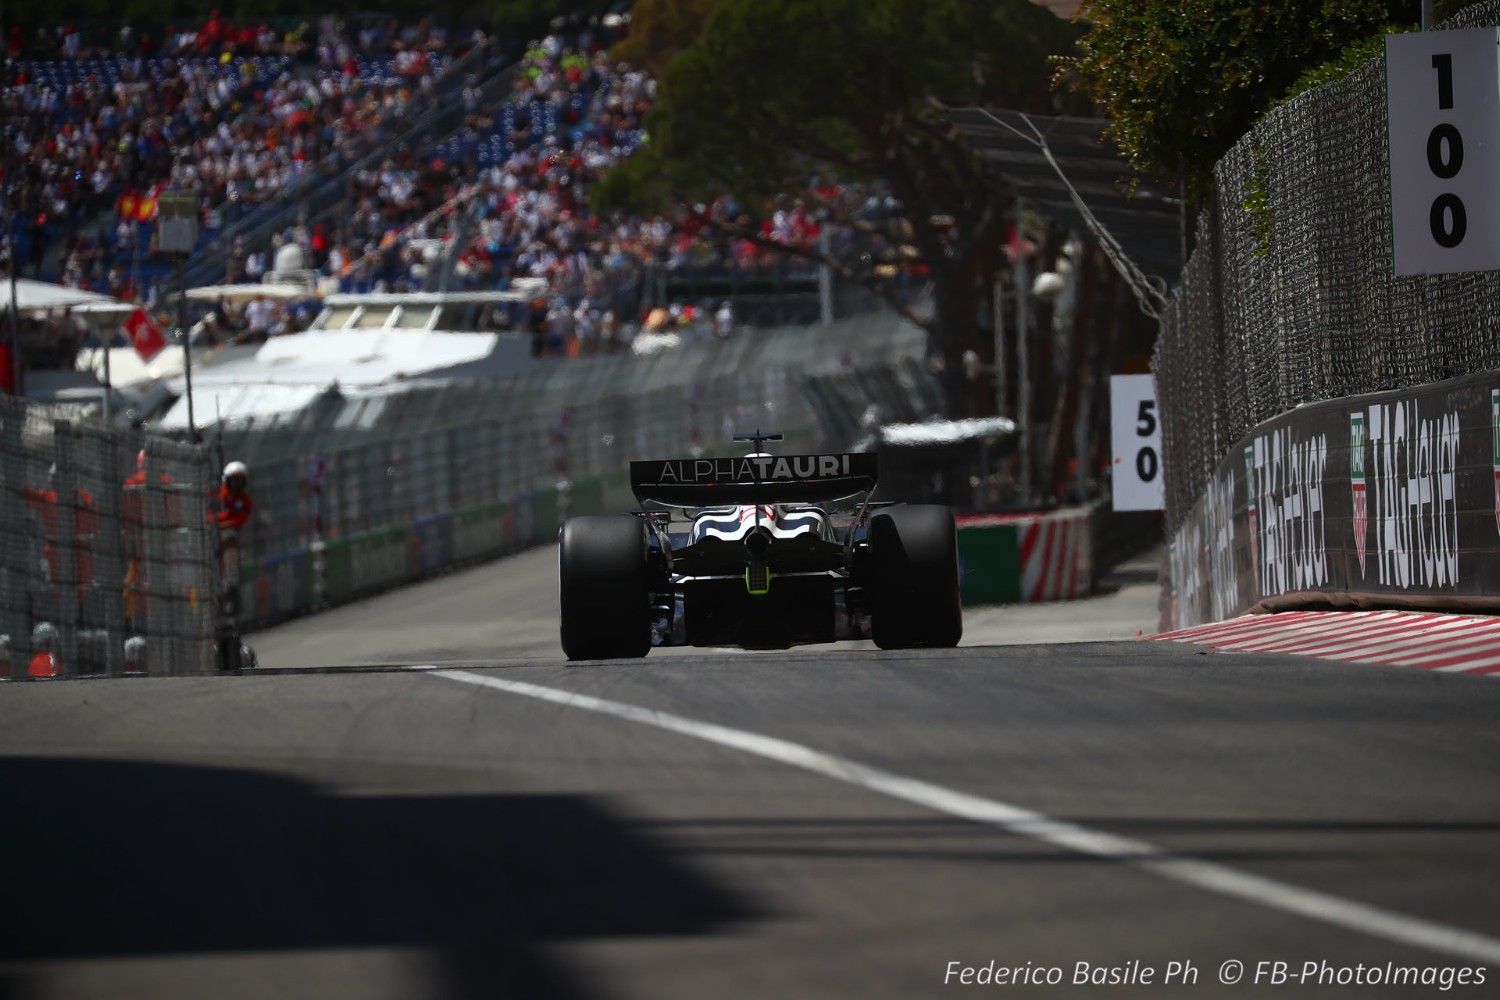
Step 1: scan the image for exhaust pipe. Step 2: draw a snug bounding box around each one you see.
[744,525,773,561]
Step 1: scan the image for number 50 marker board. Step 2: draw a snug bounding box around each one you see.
[1111,374,1164,512]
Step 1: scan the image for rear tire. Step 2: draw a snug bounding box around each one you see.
[869,504,963,650]
[559,515,651,660]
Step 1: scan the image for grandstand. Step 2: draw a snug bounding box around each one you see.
[3,6,934,440]
[6,13,894,423]
[3,14,486,294]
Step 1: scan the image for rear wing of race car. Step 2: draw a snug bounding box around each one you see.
[630,452,878,508]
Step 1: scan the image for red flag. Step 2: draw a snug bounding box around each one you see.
[0,337,16,395]
[123,308,167,362]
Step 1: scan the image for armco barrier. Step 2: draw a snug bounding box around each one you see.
[957,508,1094,606]
[412,513,453,577]
[319,525,414,606]
[1163,371,1500,632]
[958,518,1022,604]
[353,525,415,595]
[532,486,559,545]
[238,549,315,622]
[244,483,568,627]
[565,475,606,519]
[451,500,515,560]
[236,487,1099,628]
[321,537,354,606]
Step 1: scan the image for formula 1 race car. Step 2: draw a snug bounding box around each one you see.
[558,432,962,659]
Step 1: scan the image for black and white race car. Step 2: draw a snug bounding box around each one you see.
[558,432,962,659]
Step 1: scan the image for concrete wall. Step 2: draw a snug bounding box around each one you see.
[1163,371,1500,631]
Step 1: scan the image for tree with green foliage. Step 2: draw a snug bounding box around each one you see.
[1060,0,1421,200]
[594,0,1080,417]
[608,0,719,77]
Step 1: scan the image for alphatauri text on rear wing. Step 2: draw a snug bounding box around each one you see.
[630,453,878,507]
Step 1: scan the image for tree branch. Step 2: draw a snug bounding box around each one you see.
[704,216,934,333]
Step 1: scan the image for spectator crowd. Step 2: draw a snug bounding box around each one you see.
[3,12,916,366]
[2,14,485,295]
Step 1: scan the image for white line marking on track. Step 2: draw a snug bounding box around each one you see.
[429,667,1500,964]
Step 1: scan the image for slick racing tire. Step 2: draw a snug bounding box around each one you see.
[868,504,963,650]
[559,515,651,660]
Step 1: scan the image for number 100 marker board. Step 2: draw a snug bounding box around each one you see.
[1386,28,1500,276]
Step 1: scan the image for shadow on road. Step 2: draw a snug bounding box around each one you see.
[633,815,1370,865]
[0,757,759,998]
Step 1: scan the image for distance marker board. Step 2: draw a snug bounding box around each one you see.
[1111,374,1164,512]
[1386,28,1500,275]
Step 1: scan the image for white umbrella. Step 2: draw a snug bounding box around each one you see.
[68,301,137,316]
[180,283,313,302]
[69,302,143,423]
[2,277,114,311]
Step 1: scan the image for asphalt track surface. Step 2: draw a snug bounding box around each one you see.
[2,547,1499,999]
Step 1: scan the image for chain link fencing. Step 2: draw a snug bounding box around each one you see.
[5,313,935,672]
[1153,1,1500,536]
[195,313,933,631]
[1,395,219,678]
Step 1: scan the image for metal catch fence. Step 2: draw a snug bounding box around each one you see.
[222,314,930,559]
[1,395,219,678]
[3,312,935,668]
[1153,0,1500,536]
